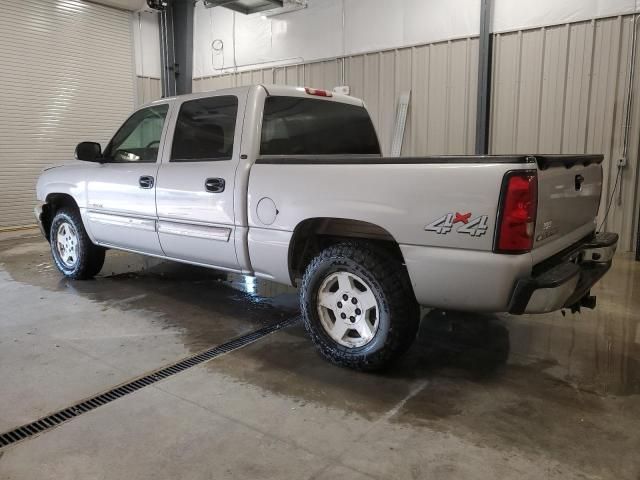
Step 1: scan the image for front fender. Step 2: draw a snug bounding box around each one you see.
[36,164,94,241]
[37,171,87,208]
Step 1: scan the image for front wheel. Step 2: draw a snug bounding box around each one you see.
[300,242,419,371]
[50,208,105,279]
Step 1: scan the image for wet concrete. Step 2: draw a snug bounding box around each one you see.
[0,231,296,430]
[0,230,639,479]
[0,231,298,338]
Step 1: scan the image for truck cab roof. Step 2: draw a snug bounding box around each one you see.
[144,84,364,109]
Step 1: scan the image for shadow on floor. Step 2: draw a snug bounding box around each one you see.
[408,309,510,378]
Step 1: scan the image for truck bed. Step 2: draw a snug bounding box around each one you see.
[248,153,604,311]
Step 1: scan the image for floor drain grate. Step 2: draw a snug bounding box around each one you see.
[0,316,299,450]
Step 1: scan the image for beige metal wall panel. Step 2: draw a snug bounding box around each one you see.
[193,74,235,92]
[290,64,306,85]
[395,48,413,155]
[516,30,544,153]
[363,54,382,147]
[412,40,476,156]
[561,21,594,153]
[587,17,623,212]
[539,25,570,153]
[192,41,482,157]
[136,76,161,106]
[0,0,135,229]
[490,15,640,250]
[218,74,237,89]
[447,40,471,154]
[253,68,272,85]
[345,54,365,100]
[304,59,342,91]
[273,65,303,86]
[408,39,478,156]
[410,45,430,156]
[602,16,638,251]
[273,67,286,85]
[237,70,252,86]
[491,32,520,153]
[304,62,321,88]
[427,43,449,154]
[629,36,640,252]
[379,51,398,156]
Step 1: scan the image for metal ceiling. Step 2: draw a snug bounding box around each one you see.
[203,0,284,15]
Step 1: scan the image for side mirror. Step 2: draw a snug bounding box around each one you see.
[75,142,102,162]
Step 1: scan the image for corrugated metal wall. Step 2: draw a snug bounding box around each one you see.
[0,0,136,229]
[136,76,162,106]
[193,37,479,157]
[193,14,640,252]
[491,16,640,251]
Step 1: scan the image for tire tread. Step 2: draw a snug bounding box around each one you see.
[50,208,105,280]
[301,241,419,371]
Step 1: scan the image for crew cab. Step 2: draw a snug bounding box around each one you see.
[35,84,618,370]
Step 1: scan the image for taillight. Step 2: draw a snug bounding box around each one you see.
[494,171,538,253]
[305,87,332,97]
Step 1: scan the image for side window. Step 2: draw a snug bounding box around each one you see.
[103,104,169,163]
[171,96,238,162]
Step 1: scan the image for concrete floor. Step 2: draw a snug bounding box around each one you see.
[0,230,638,480]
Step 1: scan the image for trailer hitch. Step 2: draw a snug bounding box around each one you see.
[568,292,597,314]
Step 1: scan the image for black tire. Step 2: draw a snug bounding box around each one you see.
[50,207,105,279]
[300,242,419,371]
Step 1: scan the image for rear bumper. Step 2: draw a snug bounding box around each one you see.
[508,232,618,314]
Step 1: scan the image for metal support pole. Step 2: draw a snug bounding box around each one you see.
[159,4,176,97]
[159,0,193,97]
[475,0,493,155]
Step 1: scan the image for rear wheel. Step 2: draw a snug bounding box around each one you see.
[50,208,105,279]
[301,242,419,371]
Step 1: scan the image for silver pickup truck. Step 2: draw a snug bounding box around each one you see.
[35,84,618,370]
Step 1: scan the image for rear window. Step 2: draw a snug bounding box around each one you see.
[260,96,380,156]
[171,95,238,162]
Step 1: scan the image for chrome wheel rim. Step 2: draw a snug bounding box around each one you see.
[316,271,380,348]
[56,222,79,269]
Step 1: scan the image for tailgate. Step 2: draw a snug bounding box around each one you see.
[533,155,603,250]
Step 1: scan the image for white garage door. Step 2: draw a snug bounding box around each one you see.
[0,0,136,229]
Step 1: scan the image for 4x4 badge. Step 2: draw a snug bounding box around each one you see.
[425,212,489,237]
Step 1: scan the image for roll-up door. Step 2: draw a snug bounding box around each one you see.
[0,0,135,229]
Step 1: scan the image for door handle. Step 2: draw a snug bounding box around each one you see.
[205,178,225,193]
[139,176,154,189]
